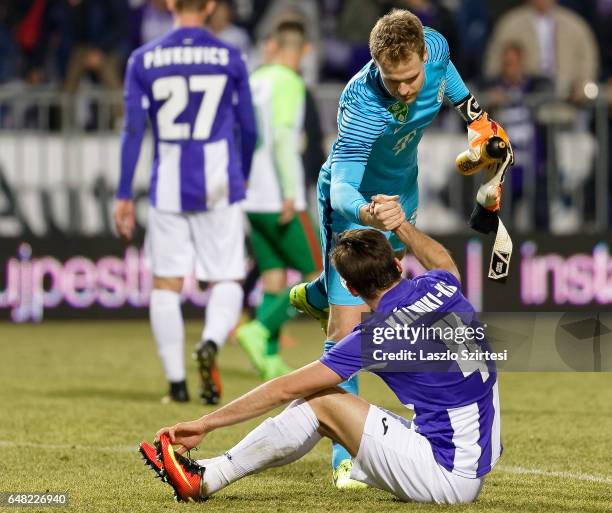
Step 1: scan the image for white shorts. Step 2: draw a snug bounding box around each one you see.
[350,406,484,504]
[145,204,246,281]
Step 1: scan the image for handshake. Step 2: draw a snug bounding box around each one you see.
[361,194,407,232]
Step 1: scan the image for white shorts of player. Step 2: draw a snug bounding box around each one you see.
[145,204,246,281]
[351,405,484,504]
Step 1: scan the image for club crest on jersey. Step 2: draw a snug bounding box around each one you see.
[437,79,446,103]
[388,102,409,123]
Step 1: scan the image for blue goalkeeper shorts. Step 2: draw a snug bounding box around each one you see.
[316,177,417,306]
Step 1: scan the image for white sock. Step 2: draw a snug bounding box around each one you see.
[202,281,243,348]
[150,289,185,382]
[195,455,227,467]
[199,400,321,496]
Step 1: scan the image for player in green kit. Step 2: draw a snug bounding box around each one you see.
[238,20,322,381]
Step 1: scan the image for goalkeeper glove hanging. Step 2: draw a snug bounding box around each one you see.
[456,113,513,178]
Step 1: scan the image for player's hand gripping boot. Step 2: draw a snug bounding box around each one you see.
[156,433,206,502]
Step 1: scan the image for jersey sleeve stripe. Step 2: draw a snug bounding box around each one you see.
[425,28,450,64]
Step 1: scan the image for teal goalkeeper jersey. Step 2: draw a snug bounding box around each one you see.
[319,28,470,230]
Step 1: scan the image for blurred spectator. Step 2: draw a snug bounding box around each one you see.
[62,0,128,126]
[338,0,383,43]
[596,0,612,79]
[485,0,600,101]
[384,1,458,56]
[488,0,522,25]
[13,0,72,86]
[1,1,59,84]
[325,0,382,79]
[483,42,553,229]
[454,0,490,80]
[64,0,127,94]
[230,0,271,37]
[0,3,22,83]
[208,0,252,59]
[485,43,553,111]
[558,0,598,25]
[141,0,174,44]
[14,0,48,84]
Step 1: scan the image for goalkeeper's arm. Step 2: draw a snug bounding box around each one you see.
[394,219,461,282]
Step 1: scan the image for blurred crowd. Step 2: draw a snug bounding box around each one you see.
[0,0,611,232]
[0,0,610,91]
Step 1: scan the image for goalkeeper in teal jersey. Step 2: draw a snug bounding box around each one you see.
[290,9,512,488]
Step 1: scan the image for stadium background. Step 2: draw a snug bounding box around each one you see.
[0,2,611,512]
[1,0,611,320]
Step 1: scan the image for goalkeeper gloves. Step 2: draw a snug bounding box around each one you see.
[455,113,513,181]
[454,93,513,213]
[454,94,515,281]
[466,130,514,233]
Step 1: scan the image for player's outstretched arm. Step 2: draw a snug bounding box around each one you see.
[330,96,387,226]
[371,195,460,281]
[155,361,343,453]
[393,220,460,282]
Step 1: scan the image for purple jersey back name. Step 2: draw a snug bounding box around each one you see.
[320,270,502,479]
[118,27,257,213]
[143,45,231,69]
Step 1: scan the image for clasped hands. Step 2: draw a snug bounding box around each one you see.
[367,194,406,232]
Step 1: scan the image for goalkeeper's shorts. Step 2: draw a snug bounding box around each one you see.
[317,180,416,306]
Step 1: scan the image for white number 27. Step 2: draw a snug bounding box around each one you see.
[152,74,227,140]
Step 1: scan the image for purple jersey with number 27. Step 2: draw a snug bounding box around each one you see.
[117,27,257,213]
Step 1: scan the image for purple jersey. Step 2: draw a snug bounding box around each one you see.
[118,27,257,212]
[320,270,502,479]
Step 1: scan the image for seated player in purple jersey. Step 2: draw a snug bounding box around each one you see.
[141,194,502,505]
[114,0,257,405]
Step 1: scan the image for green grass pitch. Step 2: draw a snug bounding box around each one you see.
[1,319,611,513]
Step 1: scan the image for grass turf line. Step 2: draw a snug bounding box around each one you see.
[0,320,611,513]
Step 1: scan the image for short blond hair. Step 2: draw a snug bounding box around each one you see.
[369,9,425,65]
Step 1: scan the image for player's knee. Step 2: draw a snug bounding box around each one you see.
[261,269,286,293]
[153,276,184,293]
[304,387,350,423]
[327,313,362,342]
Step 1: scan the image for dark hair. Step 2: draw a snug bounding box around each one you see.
[331,229,401,300]
[369,9,425,65]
